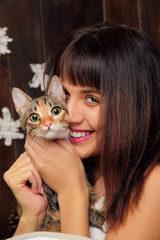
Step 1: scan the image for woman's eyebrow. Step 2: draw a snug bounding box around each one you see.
[62,86,100,95]
[81,89,100,94]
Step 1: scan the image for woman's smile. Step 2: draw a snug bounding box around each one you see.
[69,128,94,143]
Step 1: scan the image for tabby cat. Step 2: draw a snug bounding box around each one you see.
[12,75,104,232]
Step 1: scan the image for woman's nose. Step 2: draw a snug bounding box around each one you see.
[67,99,83,124]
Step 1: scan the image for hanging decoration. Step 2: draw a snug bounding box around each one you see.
[0,27,13,56]
[29,63,49,91]
[0,107,24,146]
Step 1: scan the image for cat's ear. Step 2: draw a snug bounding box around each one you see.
[12,88,32,115]
[47,75,65,100]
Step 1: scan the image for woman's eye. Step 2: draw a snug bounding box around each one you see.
[86,96,98,104]
[51,106,61,116]
[29,113,40,122]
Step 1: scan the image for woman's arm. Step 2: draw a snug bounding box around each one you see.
[3,152,47,236]
[58,183,89,236]
[25,135,90,237]
[106,165,160,240]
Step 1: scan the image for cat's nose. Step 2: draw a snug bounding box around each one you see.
[44,121,52,129]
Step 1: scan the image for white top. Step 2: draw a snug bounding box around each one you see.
[8,232,91,240]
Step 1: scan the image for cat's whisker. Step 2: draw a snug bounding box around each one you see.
[30,133,42,147]
[30,135,38,147]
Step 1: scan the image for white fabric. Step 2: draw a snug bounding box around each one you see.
[21,238,54,240]
[8,232,91,240]
[89,226,106,240]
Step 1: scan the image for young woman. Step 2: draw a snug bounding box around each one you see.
[4,21,160,240]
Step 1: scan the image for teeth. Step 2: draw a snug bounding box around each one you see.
[70,131,90,138]
[77,132,81,137]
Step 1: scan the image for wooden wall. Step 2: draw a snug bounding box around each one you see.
[104,0,160,48]
[0,0,160,239]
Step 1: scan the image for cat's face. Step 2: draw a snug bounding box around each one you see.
[12,76,69,140]
[24,96,69,140]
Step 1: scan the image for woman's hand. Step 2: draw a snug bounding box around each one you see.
[3,152,47,235]
[25,135,90,237]
[25,135,87,198]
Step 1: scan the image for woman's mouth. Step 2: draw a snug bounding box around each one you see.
[69,129,94,143]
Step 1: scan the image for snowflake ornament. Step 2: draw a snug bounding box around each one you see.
[0,27,13,55]
[29,63,49,91]
[0,107,24,146]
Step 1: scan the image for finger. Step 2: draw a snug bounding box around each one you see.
[8,166,41,195]
[55,138,71,148]
[7,153,32,173]
[29,166,44,195]
[26,134,50,150]
[55,139,75,153]
[25,140,38,160]
[25,137,62,161]
[5,156,43,195]
[19,151,28,159]
[14,164,43,195]
[26,133,61,151]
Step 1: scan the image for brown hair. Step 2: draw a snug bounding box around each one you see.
[45,21,160,227]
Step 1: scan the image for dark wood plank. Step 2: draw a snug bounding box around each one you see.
[0,0,18,237]
[0,55,18,239]
[104,0,160,49]
[4,0,44,90]
[146,0,160,47]
[40,0,104,59]
[104,0,139,28]
[138,0,153,36]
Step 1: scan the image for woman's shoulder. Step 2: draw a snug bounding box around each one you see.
[140,164,160,209]
[106,164,160,240]
[144,164,160,193]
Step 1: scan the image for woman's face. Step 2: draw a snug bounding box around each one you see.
[62,77,102,159]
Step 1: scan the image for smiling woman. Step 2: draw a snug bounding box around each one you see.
[4,21,160,240]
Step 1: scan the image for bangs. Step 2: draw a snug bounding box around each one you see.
[58,37,104,90]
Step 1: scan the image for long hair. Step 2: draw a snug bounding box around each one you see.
[44,21,160,227]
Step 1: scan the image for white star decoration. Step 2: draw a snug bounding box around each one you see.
[29,63,49,91]
[0,107,24,146]
[0,27,13,55]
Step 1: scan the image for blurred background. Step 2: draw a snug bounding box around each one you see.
[0,0,160,238]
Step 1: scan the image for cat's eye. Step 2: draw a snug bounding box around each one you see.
[29,113,40,122]
[51,107,61,116]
